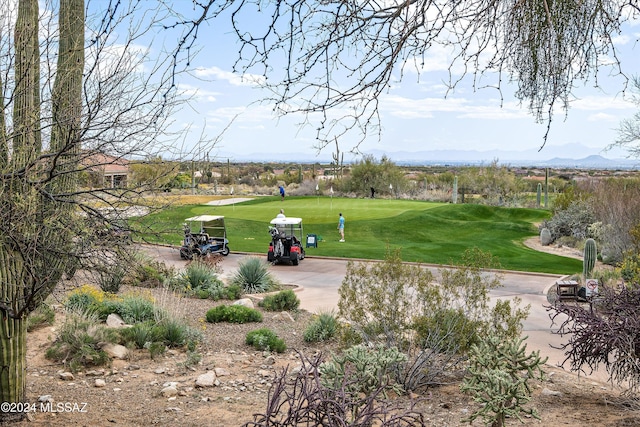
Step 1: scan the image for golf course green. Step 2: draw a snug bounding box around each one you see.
[139,196,582,275]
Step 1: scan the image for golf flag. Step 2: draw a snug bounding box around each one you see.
[330,186,334,194]
[315,183,319,191]
[230,187,234,195]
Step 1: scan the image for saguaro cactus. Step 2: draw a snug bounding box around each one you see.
[583,238,597,279]
[536,183,542,207]
[544,168,549,208]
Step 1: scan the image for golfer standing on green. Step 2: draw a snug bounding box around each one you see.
[338,213,345,242]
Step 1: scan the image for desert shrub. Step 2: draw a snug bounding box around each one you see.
[223,284,243,300]
[548,284,640,393]
[259,289,300,311]
[124,251,174,288]
[27,303,55,332]
[320,344,407,397]
[242,352,425,427]
[413,308,481,354]
[97,265,126,293]
[540,199,596,242]
[120,321,165,349]
[619,252,640,284]
[45,311,116,372]
[338,248,529,391]
[65,284,109,313]
[205,304,263,324]
[461,335,546,427]
[173,260,225,299]
[159,317,190,348]
[303,311,338,343]
[230,257,278,294]
[99,293,156,324]
[245,328,286,353]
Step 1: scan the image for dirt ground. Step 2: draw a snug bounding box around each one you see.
[12,240,640,427]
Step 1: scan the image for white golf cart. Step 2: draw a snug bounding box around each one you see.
[180,215,230,260]
[267,217,305,265]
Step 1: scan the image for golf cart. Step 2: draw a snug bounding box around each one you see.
[180,215,230,260]
[267,217,305,265]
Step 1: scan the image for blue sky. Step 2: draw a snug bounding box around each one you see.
[160,5,639,162]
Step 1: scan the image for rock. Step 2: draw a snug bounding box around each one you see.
[214,367,231,377]
[59,372,74,381]
[161,386,178,397]
[106,313,127,328]
[101,343,130,360]
[95,379,106,388]
[272,311,295,322]
[233,298,255,309]
[154,367,166,374]
[264,355,276,365]
[195,371,217,388]
[542,388,563,397]
[38,395,52,403]
[257,369,272,378]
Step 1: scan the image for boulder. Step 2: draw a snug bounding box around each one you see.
[233,298,255,309]
[101,343,130,360]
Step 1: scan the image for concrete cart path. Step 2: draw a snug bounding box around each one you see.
[144,245,613,385]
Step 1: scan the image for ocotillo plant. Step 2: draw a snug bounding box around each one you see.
[583,238,597,279]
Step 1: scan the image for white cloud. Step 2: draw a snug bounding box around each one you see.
[194,66,265,86]
[587,112,620,122]
[571,94,635,111]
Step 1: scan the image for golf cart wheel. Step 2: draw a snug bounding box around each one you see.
[291,253,299,266]
[180,247,193,260]
[221,246,230,256]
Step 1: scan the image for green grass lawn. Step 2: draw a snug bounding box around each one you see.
[137,196,582,275]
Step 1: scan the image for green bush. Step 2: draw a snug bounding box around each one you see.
[160,317,189,348]
[230,257,277,294]
[97,266,126,294]
[223,284,243,300]
[45,311,116,372]
[461,335,546,427]
[303,311,338,343]
[205,304,263,324]
[172,260,225,299]
[259,289,300,311]
[120,322,164,349]
[100,294,157,324]
[65,290,100,314]
[319,344,406,397]
[245,328,286,353]
[413,308,482,354]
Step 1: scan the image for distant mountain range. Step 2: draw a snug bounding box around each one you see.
[216,144,640,169]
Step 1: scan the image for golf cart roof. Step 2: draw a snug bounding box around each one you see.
[185,215,224,222]
[270,217,302,226]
